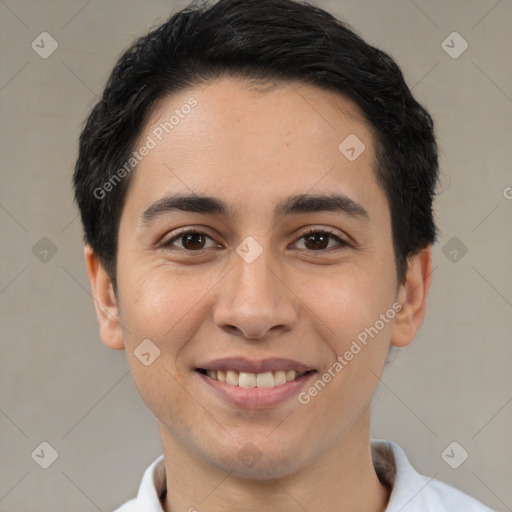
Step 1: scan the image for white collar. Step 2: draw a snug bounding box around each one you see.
[124,439,493,512]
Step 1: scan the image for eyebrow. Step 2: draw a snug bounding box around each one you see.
[141,192,369,224]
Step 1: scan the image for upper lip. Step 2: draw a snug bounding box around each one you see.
[196,357,316,374]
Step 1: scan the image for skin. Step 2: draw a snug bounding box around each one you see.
[85,77,432,512]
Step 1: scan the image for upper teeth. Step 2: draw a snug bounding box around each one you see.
[205,369,305,388]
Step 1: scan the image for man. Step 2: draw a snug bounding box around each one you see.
[73,0,494,510]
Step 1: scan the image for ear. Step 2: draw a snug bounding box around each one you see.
[390,245,433,348]
[84,245,125,350]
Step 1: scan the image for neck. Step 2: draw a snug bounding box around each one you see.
[159,409,390,512]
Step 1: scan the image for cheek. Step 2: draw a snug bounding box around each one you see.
[115,263,211,431]
[293,265,396,431]
[302,258,397,350]
[116,261,235,391]
[118,263,208,349]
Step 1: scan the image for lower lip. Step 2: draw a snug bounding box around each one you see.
[197,371,316,409]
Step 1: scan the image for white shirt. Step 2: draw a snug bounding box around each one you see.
[113,439,494,511]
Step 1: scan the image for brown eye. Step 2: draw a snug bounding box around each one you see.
[163,230,218,251]
[304,232,330,250]
[295,229,349,251]
[181,232,206,250]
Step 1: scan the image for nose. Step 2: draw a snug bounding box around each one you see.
[212,245,299,340]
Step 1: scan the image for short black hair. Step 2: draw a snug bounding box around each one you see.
[73,0,439,286]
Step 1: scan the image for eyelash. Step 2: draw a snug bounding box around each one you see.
[299,228,348,248]
[161,227,350,253]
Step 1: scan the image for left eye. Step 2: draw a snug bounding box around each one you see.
[293,229,348,251]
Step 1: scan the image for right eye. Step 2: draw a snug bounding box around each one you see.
[161,229,220,251]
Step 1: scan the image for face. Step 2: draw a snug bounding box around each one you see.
[88,77,430,479]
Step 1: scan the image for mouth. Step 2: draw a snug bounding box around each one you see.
[196,368,315,388]
[194,358,317,409]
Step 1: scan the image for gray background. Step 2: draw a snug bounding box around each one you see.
[1,0,511,510]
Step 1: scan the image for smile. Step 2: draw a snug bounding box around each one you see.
[198,369,312,388]
[195,357,317,408]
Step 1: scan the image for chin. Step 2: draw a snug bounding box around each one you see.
[203,433,313,480]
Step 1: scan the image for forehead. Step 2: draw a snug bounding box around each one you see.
[125,76,385,222]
